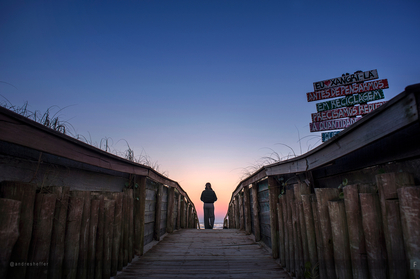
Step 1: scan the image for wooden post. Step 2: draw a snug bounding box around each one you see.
[185,203,190,229]
[70,191,91,279]
[176,194,181,230]
[122,190,129,266]
[228,203,233,229]
[0,181,36,279]
[26,194,56,279]
[243,185,252,235]
[127,189,134,262]
[234,195,240,229]
[281,194,290,271]
[295,183,309,266]
[48,186,70,279]
[94,195,105,279]
[180,198,185,229]
[297,182,311,265]
[315,188,339,279]
[328,200,352,279]
[343,184,370,279]
[104,192,123,277]
[62,196,84,279]
[359,193,387,279]
[87,199,100,279]
[188,204,193,228]
[311,197,326,279]
[301,194,318,271]
[376,172,413,279]
[102,199,115,279]
[190,205,194,228]
[167,187,175,233]
[103,192,124,276]
[239,190,244,230]
[154,184,163,240]
[397,186,420,279]
[0,198,21,279]
[386,200,408,278]
[268,176,279,259]
[291,197,300,275]
[286,189,294,273]
[277,202,285,267]
[134,176,146,256]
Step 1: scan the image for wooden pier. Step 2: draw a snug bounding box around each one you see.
[1,83,420,279]
[114,229,290,279]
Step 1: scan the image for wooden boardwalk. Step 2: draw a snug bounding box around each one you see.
[114,229,291,279]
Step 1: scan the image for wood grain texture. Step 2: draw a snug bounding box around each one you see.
[114,229,291,279]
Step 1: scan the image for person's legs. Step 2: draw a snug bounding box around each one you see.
[203,204,210,229]
[208,203,215,229]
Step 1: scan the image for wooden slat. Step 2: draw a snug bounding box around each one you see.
[115,230,291,279]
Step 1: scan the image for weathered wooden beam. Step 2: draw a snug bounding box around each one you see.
[93,195,105,279]
[243,185,252,235]
[0,107,149,177]
[376,172,413,279]
[26,193,56,279]
[154,184,163,240]
[176,193,181,230]
[127,189,134,262]
[180,198,186,229]
[295,183,309,266]
[0,198,21,279]
[286,189,294,273]
[360,193,387,279]
[397,186,420,279]
[268,177,279,259]
[386,199,408,278]
[280,195,289,271]
[234,195,240,229]
[122,190,129,267]
[343,184,371,279]
[48,186,70,279]
[63,196,84,279]
[0,181,36,279]
[134,176,146,256]
[328,199,352,279]
[277,201,285,267]
[301,194,317,271]
[167,186,175,233]
[70,190,91,279]
[87,199,100,279]
[251,184,261,241]
[104,192,123,277]
[239,191,244,231]
[103,200,115,279]
[311,196,325,279]
[315,188,339,279]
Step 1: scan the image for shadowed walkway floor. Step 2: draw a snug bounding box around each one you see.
[114,229,290,279]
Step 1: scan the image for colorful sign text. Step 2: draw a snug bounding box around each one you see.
[313,70,378,91]
[316,90,384,112]
[307,79,388,102]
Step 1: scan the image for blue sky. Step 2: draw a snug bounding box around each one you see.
[1,0,419,222]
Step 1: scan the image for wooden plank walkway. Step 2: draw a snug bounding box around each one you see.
[114,229,291,279]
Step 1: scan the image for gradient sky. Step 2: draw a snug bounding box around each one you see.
[1,1,419,222]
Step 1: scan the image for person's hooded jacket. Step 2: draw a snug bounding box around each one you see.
[200,189,217,203]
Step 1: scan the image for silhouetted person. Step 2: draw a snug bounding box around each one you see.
[200,182,217,229]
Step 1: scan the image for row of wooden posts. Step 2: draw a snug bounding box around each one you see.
[0,178,198,279]
[225,172,420,279]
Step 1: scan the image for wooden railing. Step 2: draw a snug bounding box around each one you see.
[224,83,420,279]
[0,106,199,279]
